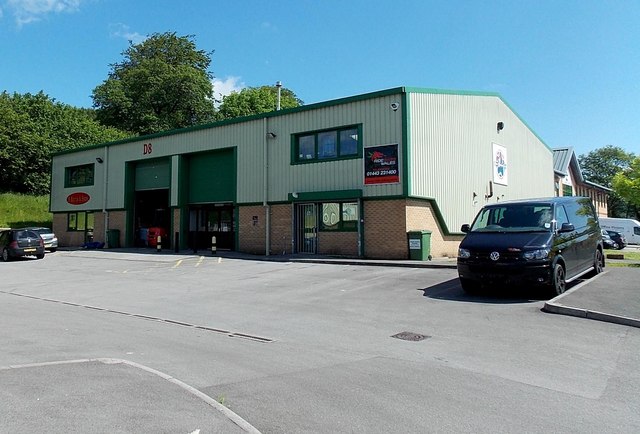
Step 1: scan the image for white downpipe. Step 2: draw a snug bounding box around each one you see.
[102,145,109,247]
[263,117,270,256]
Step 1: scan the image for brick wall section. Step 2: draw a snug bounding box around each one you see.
[270,204,293,255]
[52,213,84,247]
[318,231,358,256]
[93,211,105,245]
[238,205,266,254]
[406,199,462,258]
[106,210,126,248]
[363,199,408,259]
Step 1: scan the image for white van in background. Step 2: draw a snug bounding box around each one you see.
[599,217,640,245]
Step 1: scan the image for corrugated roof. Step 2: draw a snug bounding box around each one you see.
[553,147,573,175]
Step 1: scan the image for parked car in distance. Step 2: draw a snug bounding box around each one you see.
[606,230,626,250]
[24,227,58,252]
[0,228,45,261]
[601,230,619,250]
[457,196,604,297]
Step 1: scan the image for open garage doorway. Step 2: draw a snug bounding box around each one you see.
[134,189,170,248]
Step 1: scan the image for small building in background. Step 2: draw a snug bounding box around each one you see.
[552,147,610,217]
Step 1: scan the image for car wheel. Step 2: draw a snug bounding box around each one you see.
[1,248,10,262]
[460,278,480,295]
[49,248,57,253]
[36,253,45,259]
[549,263,566,297]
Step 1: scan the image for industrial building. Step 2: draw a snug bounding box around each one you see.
[50,87,554,258]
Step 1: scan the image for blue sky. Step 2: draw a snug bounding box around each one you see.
[1,0,638,157]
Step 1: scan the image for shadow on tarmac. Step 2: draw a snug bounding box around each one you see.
[418,277,586,304]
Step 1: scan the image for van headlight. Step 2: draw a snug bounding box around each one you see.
[458,248,471,259]
[522,248,550,260]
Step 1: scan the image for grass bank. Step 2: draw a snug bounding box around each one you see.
[0,193,52,228]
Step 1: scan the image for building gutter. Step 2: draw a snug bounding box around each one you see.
[102,145,109,247]
[263,117,270,256]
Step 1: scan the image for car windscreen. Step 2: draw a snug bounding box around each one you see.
[470,204,553,233]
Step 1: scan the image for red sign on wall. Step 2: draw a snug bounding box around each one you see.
[364,144,400,185]
[67,192,90,205]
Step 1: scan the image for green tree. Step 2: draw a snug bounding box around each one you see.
[612,157,640,219]
[217,85,302,120]
[0,91,128,195]
[579,145,636,218]
[92,32,216,135]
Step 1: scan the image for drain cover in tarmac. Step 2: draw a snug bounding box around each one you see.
[391,331,430,341]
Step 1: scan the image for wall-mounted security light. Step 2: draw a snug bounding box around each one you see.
[96,157,104,163]
[267,132,277,139]
[292,192,299,198]
[497,122,504,133]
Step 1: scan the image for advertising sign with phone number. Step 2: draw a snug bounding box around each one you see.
[364,144,400,185]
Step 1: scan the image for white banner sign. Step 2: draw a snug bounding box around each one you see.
[492,143,508,186]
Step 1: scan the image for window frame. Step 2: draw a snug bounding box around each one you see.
[292,125,362,164]
[65,163,95,187]
[320,201,359,232]
[67,211,94,232]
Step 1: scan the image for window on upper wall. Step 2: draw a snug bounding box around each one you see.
[293,126,361,163]
[65,164,95,187]
[320,202,359,231]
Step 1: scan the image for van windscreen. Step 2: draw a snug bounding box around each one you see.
[470,204,553,233]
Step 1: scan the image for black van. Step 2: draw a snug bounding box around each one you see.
[457,197,604,296]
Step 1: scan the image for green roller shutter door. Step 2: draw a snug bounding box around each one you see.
[188,149,236,203]
[135,159,171,191]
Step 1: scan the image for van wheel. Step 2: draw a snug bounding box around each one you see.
[1,248,10,262]
[593,249,604,275]
[460,278,480,295]
[549,263,566,297]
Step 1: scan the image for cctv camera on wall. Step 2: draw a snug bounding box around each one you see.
[390,102,400,111]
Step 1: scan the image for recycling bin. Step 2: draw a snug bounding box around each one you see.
[107,229,120,248]
[407,230,432,260]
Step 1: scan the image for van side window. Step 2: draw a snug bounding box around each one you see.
[564,198,595,230]
[555,205,570,227]
[635,227,640,236]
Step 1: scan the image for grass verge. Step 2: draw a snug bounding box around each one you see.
[0,193,52,228]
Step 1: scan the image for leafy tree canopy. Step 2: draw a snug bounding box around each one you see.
[579,145,635,187]
[579,145,637,218]
[0,91,128,195]
[92,32,216,135]
[217,85,302,120]
[612,157,640,212]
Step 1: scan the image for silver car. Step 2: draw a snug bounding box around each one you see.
[26,227,58,252]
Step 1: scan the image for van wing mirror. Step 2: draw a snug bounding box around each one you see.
[461,224,470,233]
[559,222,575,233]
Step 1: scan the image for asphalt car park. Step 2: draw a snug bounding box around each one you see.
[1,250,639,433]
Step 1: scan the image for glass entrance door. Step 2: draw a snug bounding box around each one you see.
[297,203,317,254]
[189,204,235,250]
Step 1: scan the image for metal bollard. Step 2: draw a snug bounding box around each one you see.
[211,236,217,255]
[156,235,162,252]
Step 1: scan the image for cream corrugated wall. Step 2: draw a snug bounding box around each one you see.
[409,93,554,232]
[265,95,403,202]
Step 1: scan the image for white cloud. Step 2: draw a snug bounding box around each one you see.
[212,76,246,106]
[109,23,146,44]
[6,0,81,26]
